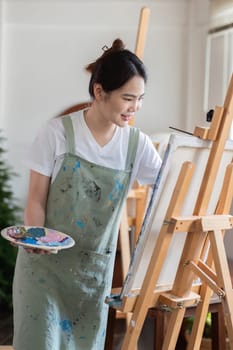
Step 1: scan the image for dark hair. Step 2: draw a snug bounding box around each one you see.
[86,38,147,98]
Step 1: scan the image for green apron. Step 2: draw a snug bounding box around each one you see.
[13,115,139,350]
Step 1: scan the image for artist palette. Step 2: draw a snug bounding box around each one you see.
[1,226,75,253]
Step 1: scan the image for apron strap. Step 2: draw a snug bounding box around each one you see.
[125,127,140,171]
[62,116,75,154]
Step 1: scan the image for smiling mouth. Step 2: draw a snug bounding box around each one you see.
[121,114,133,121]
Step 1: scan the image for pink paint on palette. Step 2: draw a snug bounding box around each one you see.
[38,230,68,243]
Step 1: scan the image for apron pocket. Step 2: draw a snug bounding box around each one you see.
[76,250,111,292]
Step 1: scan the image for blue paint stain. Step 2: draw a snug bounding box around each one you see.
[76,220,84,228]
[115,180,123,191]
[72,161,81,173]
[60,319,73,333]
[108,179,124,204]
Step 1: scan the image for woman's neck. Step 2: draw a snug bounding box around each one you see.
[83,107,117,147]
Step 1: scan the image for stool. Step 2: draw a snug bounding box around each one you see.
[148,296,226,350]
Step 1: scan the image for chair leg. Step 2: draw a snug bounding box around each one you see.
[149,308,171,350]
[104,307,117,350]
[211,305,226,350]
[149,305,226,350]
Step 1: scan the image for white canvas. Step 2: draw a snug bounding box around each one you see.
[121,133,233,298]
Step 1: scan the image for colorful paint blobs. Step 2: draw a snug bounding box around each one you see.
[6,226,71,247]
[27,227,46,237]
[38,230,67,243]
[7,226,27,238]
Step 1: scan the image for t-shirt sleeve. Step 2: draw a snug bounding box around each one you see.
[25,120,60,177]
[133,132,162,186]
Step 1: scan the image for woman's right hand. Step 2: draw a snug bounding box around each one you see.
[24,247,51,255]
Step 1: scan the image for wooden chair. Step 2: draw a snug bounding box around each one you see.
[58,101,91,116]
[148,294,227,350]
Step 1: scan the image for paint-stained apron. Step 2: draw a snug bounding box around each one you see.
[13,115,139,350]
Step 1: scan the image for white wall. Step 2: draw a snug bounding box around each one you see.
[0,0,210,209]
[207,0,233,259]
[184,0,210,131]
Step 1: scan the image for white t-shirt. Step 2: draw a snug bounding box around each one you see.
[26,111,162,189]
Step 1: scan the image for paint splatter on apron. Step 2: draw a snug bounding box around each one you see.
[13,115,139,350]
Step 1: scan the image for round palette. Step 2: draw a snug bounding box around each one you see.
[1,226,75,253]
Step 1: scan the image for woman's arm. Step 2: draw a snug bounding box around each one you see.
[24,170,51,226]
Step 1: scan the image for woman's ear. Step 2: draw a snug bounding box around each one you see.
[93,83,105,101]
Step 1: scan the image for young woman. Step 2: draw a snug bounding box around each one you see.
[12,38,161,350]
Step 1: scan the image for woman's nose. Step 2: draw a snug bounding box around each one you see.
[129,100,141,112]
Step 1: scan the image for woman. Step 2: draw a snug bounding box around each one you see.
[13,38,161,350]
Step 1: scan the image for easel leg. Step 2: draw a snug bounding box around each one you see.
[120,162,195,350]
[162,307,186,350]
[209,229,233,349]
[188,162,233,350]
[187,285,213,350]
[212,304,226,350]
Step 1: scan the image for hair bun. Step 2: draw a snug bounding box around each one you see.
[111,38,125,51]
[85,38,126,74]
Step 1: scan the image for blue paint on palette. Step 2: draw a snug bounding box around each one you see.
[21,237,37,244]
[27,227,45,237]
[19,236,70,247]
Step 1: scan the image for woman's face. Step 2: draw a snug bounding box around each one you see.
[96,75,145,127]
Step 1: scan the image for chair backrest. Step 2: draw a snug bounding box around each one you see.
[58,101,92,116]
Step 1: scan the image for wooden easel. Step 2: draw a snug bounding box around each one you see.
[112,4,151,320]
[113,5,150,289]
[108,74,233,350]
